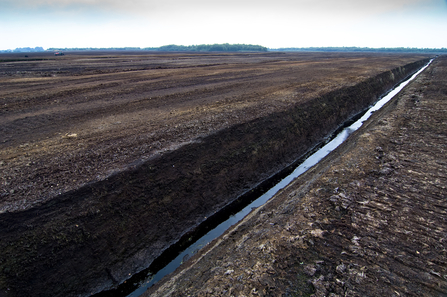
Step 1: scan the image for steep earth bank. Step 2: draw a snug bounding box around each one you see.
[0,53,431,296]
[147,56,447,297]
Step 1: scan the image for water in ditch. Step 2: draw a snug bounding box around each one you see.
[96,59,432,297]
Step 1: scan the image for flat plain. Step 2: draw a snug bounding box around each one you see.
[0,51,437,297]
[0,51,430,211]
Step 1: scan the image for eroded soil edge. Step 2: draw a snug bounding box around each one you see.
[0,58,431,297]
[148,57,447,296]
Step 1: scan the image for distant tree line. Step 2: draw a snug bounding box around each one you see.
[44,44,268,52]
[155,44,268,52]
[46,47,142,51]
[2,45,446,54]
[0,47,45,53]
[270,47,447,53]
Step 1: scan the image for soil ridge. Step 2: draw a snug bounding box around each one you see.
[0,58,430,297]
[147,56,447,297]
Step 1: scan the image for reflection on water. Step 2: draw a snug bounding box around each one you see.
[126,59,433,297]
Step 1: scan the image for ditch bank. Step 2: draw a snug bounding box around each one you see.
[0,58,430,297]
[146,55,447,297]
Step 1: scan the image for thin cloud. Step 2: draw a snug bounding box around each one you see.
[1,0,431,14]
[0,0,152,13]
[0,0,446,49]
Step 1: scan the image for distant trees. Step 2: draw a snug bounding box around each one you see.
[269,47,447,54]
[155,44,268,52]
[46,47,142,51]
[41,44,268,52]
[0,47,45,53]
[3,45,444,54]
[44,44,268,52]
[0,44,269,54]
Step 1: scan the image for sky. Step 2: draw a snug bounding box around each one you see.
[1,0,446,50]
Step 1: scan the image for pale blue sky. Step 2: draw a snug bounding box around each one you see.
[1,0,446,50]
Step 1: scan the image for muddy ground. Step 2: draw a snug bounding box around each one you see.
[0,52,434,296]
[147,56,447,296]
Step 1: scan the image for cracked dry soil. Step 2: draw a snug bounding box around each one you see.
[147,57,447,297]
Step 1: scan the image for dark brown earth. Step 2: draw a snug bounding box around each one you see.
[0,51,434,296]
[147,56,447,297]
[0,51,430,211]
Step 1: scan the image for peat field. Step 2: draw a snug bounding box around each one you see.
[0,51,434,296]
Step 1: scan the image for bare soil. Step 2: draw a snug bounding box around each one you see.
[0,51,430,212]
[0,52,434,296]
[147,56,447,297]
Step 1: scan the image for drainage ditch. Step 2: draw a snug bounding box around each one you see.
[95,59,433,297]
